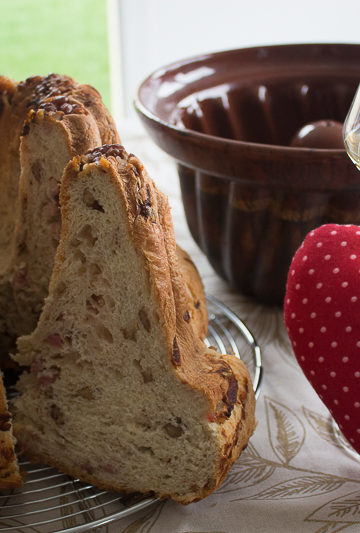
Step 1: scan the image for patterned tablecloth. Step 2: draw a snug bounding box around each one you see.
[102,123,360,533]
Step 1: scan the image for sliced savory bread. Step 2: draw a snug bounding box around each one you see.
[13,145,256,504]
[0,74,120,360]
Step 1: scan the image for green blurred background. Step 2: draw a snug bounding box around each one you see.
[0,0,111,109]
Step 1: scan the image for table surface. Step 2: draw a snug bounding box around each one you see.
[101,123,360,533]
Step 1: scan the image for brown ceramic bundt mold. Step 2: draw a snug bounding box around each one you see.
[136,43,360,305]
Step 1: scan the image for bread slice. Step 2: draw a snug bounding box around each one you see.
[0,75,38,266]
[0,373,22,489]
[0,74,120,359]
[13,145,255,504]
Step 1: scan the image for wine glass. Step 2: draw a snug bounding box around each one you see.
[343,83,360,170]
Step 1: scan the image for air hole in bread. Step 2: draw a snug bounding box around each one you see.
[83,189,105,213]
[132,359,153,383]
[50,404,64,426]
[73,250,86,264]
[89,263,101,277]
[86,294,105,315]
[70,237,81,248]
[75,386,99,400]
[31,160,43,181]
[121,321,138,341]
[95,324,113,344]
[164,423,184,438]
[138,308,151,332]
[78,224,97,247]
[138,446,154,456]
[107,295,115,311]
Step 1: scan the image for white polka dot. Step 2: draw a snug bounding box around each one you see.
[318,356,324,363]
[342,281,349,288]
[356,341,360,347]
[310,370,315,376]
[287,298,290,304]
[310,312,316,318]
[350,438,355,443]
[299,328,304,334]
[325,296,332,303]
[302,298,308,304]
[308,342,314,348]
[351,254,357,260]
[293,341,297,347]
[355,402,360,408]
[334,399,339,405]
[308,269,315,275]
[341,241,348,247]
[333,267,340,274]
[335,311,342,318]
[357,429,360,434]
[321,384,327,390]
[316,242,323,248]
[302,255,308,262]
[343,386,349,392]
[296,283,301,290]
[355,371,360,378]
[316,282,323,289]
[351,296,358,302]
[344,414,350,420]
[330,371,336,377]
[291,313,296,319]
[357,231,360,235]
[331,341,338,348]
[300,355,305,361]
[343,356,349,362]
[346,326,352,333]
[324,254,331,260]
[331,230,337,235]
[320,326,327,333]
[291,270,295,276]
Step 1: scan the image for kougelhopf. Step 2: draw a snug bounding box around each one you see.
[13,145,256,504]
[0,74,120,360]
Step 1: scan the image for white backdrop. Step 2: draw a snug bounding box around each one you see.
[107,0,360,121]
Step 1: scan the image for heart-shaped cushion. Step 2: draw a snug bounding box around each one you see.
[284,224,360,454]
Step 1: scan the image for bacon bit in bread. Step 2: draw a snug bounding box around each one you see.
[45,333,63,348]
[172,337,181,366]
[12,264,27,285]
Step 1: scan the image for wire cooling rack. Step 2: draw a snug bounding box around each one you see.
[0,295,262,532]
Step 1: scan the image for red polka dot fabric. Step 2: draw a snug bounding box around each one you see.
[284,224,360,454]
